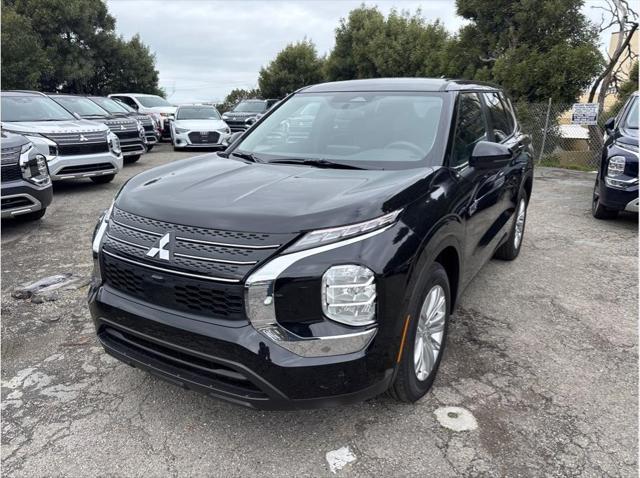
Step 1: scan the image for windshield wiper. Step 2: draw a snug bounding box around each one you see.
[268,158,365,170]
[229,150,261,163]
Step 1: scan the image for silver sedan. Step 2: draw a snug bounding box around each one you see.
[170,105,230,150]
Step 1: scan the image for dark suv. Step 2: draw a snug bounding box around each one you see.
[221,99,279,132]
[89,78,533,409]
[592,92,639,219]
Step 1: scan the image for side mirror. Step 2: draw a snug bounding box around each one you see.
[604,117,615,133]
[470,141,512,169]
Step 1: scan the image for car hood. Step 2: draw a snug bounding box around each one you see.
[1,130,29,149]
[116,154,434,233]
[174,119,227,131]
[1,120,108,134]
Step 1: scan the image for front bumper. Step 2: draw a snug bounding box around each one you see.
[173,130,229,149]
[47,152,123,181]
[599,177,639,212]
[89,285,393,409]
[1,179,53,218]
[119,139,146,157]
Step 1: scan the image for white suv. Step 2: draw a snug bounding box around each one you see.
[109,93,176,140]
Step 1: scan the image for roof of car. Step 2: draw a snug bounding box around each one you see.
[110,93,161,97]
[1,90,48,97]
[299,78,501,93]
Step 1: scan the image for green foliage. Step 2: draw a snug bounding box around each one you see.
[216,88,261,113]
[450,0,603,102]
[617,62,638,106]
[2,0,162,95]
[1,6,50,89]
[324,6,450,81]
[258,40,325,98]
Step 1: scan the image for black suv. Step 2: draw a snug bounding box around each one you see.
[221,99,279,132]
[592,92,639,219]
[89,78,533,409]
[1,131,52,221]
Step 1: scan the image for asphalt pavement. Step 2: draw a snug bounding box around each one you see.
[1,144,637,477]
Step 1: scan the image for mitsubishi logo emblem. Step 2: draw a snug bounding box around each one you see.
[120,125,125,130]
[79,134,88,142]
[146,233,172,260]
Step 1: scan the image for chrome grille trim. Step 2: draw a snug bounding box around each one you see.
[111,218,163,237]
[102,250,241,283]
[173,252,257,266]
[175,236,280,250]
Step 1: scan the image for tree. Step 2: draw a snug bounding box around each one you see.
[258,40,325,98]
[449,0,604,102]
[216,88,261,113]
[3,0,163,95]
[1,6,50,89]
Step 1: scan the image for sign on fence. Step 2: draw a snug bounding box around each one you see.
[571,103,599,125]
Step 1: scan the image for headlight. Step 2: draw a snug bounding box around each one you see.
[92,202,114,255]
[222,114,229,120]
[287,210,402,253]
[218,126,231,134]
[137,121,145,138]
[108,132,121,155]
[607,156,626,177]
[174,127,189,134]
[322,265,376,326]
[19,145,50,186]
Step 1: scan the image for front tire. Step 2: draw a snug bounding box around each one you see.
[494,192,528,261]
[389,262,450,403]
[592,178,618,219]
[91,174,115,184]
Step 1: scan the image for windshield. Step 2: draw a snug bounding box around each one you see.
[90,97,129,114]
[135,95,172,108]
[232,101,267,113]
[177,106,221,120]
[53,96,109,117]
[234,92,447,169]
[623,97,638,129]
[1,95,75,122]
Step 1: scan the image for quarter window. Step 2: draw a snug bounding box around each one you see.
[451,93,488,167]
[484,92,514,141]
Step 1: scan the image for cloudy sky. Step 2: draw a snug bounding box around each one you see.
[106,0,612,104]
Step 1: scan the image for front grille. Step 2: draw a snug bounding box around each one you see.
[46,131,107,144]
[188,131,221,144]
[1,145,21,164]
[114,130,141,140]
[225,120,248,132]
[57,162,115,175]
[59,142,109,156]
[103,207,295,282]
[1,196,33,210]
[101,253,245,320]
[1,163,22,182]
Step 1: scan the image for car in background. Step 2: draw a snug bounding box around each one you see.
[87,96,159,151]
[170,104,230,150]
[593,92,639,219]
[221,98,279,132]
[1,130,52,221]
[49,94,146,163]
[1,91,123,184]
[108,93,176,140]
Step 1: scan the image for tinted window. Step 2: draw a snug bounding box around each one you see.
[235,92,447,169]
[113,96,137,109]
[90,97,129,114]
[623,97,638,129]
[484,92,513,141]
[1,95,75,122]
[176,106,221,120]
[451,93,487,167]
[53,96,110,117]
[233,101,267,113]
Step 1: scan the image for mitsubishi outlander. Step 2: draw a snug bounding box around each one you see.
[89,79,534,409]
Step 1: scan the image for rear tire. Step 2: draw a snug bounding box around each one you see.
[592,178,618,219]
[124,155,141,164]
[494,190,528,261]
[91,174,115,184]
[16,208,46,221]
[389,262,450,403]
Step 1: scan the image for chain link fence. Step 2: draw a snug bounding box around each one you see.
[514,100,623,170]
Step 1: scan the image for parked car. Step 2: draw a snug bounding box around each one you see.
[1,91,123,184]
[89,78,533,409]
[592,92,639,219]
[221,98,279,132]
[1,130,53,221]
[48,94,146,163]
[108,93,175,140]
[170,104,230,150]
[87,96,159,151]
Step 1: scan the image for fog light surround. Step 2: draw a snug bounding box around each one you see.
[322,265,376,326]
[607,156,626,177]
